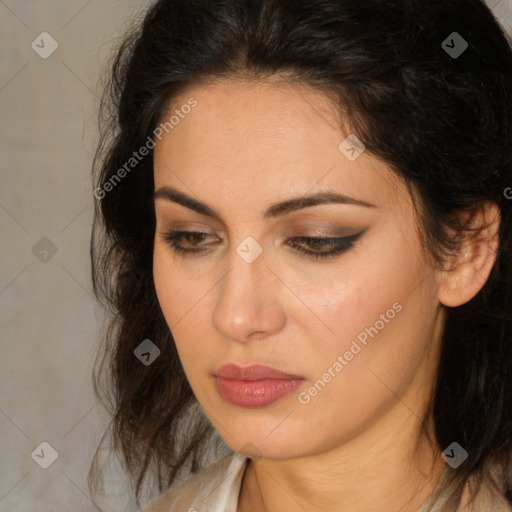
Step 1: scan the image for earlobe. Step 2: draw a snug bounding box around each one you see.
[437,201,500,308]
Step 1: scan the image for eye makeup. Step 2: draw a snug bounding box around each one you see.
[159,229,365,261]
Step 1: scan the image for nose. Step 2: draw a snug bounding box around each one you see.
[212,246,286,343]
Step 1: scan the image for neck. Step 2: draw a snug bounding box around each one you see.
[238,408,445,512]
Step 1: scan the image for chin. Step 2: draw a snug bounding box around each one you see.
[226,429,311,460]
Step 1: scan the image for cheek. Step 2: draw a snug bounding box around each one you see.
[296,239,434,387]
[153,245,205,324]
[152,250,213,371]
[286,251,412,356]
[153,252,179,326]
[285,301,433,453]
[153,252,193,347]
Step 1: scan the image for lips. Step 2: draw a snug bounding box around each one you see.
[215,363,305,381]
[214,363,305,407]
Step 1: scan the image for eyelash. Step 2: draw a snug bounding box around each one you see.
[160,230,363,261]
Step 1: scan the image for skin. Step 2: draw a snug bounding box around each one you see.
[152,77,500,512]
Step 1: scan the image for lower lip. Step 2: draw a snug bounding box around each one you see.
[215,377,305,407]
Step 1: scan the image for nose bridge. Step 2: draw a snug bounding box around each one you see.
[212,239,285,341]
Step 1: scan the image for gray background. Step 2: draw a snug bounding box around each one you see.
[0,1,511,511]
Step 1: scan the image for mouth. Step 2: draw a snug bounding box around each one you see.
[214,363,306,407]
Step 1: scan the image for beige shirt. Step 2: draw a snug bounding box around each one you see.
[141,452,512,512]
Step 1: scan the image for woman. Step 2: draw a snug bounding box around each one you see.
[88,0,512,510]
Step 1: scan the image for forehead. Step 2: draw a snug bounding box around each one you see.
[153,78,407,214]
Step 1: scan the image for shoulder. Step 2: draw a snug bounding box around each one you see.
[140,452,249,512]
[457,460,512,512]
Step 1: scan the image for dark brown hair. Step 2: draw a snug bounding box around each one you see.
[89,0,512,509]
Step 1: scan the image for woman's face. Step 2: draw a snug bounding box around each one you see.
[153,78,445,459]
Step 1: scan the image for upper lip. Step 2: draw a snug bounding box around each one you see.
[215,363,305,381]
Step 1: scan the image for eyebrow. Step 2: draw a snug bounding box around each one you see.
[153,185,377,219]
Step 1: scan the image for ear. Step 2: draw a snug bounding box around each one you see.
[437,201,500,308]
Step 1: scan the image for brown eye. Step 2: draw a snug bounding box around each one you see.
[161,230,218,255]
[286,233,363,261]
[160,230,365,261]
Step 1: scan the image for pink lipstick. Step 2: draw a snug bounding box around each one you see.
[214,363,305,407]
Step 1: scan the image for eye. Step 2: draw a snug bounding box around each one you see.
[286,233,362,260]
[160,230,217,256]
[159,230,363,261]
